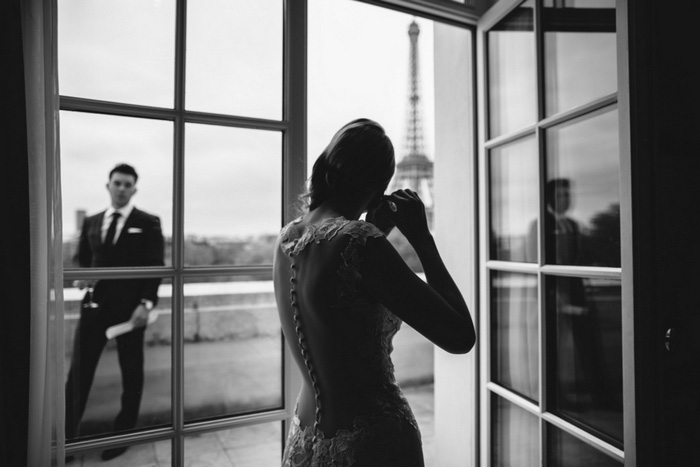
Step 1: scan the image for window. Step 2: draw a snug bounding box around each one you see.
[482,0,622,464]
[59,0,289,464]
[59,0,476,465]
[308,2,475,464]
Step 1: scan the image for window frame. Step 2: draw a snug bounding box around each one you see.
[477,0,625,465]
[61,0,303,461]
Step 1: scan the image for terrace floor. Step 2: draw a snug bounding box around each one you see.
[66,383,435,466]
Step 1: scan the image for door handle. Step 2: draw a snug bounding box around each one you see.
[665,327,675,352]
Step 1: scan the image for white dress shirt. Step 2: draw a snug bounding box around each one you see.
[101,203,135,245]
[99,203,154,310]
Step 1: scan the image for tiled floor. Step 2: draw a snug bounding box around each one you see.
[66,383,435,467]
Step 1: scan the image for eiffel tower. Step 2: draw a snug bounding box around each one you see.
[390,19,434,228]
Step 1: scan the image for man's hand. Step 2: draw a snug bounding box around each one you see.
[73,280,96,290]
[130,304,151,328]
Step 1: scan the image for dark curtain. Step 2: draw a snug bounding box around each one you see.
[0,0,31,465]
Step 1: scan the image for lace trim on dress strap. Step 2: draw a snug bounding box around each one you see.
[337,221,384,301]
[280,216,350,257]
[279,216,301,244]
[343,220,383,244]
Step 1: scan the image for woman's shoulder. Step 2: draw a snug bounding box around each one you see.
[280,216,304,240]
[279,217,384,256]
[340,219,384,244]
[279,217,306,256]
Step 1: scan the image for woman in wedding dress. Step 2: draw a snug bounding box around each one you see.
[274,118,476,466]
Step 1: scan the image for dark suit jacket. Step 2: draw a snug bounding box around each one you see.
[543,210,587,307]
[544,210,584,266]
[76,207,164,320]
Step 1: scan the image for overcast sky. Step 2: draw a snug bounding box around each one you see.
[57,0,619,241]
[58,0,435,239]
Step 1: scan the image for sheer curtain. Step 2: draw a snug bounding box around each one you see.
[22,0,64,465]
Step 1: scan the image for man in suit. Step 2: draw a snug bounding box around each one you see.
[544,178,585,268]
[65,163,164,461]
[526,177,586,267]
[542,178,611,409]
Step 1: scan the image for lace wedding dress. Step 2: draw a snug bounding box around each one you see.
[277,217,424,467]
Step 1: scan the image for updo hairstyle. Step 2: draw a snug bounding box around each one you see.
[305,118,395,211]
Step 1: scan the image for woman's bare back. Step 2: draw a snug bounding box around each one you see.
[274,216,424,466]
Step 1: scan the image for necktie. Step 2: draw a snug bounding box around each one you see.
[103,212,121,255]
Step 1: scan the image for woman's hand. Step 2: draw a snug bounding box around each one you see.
[367,189,430,241]
[385,189,430,243]
[366,196,396,236]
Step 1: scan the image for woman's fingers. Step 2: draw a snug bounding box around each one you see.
[366,196,397,235]
[388,189,424,211]
[384,189,429,241]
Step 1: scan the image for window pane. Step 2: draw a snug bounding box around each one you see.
[491,394,539,466]
[491,271,539,401]
[60,111,173,267]
[58,0,175,107]
[310,0,472,278]
[184,422,282,466]
[309,9,471,464]
[488,0,537,137]
[184,124,281,267]
[65,439,171,466]
[544,1,616,115]
[64,278,172,440]
[489,136,539,262]
[309,0,438,203]
[186,0,283,119]
[307,0,470,387]
[394,322,434,387]
[545,106,620,267]
[548,425,622,467]
[183,276,282,421]
[546,276,623,445]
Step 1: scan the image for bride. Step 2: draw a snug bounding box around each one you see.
[274,118,476,466]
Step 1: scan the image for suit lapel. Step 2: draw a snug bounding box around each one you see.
[93,211,106,248]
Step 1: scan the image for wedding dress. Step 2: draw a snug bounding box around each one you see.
[276,216,424,467]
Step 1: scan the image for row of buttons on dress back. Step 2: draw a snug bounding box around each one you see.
[289,259,323,440]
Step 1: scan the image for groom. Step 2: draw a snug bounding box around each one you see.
[65,163,164,461]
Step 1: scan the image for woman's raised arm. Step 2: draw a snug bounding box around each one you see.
[363,190,476,354]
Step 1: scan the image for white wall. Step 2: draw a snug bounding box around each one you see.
[433,22,478,467]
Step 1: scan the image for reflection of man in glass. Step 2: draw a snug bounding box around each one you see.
[65,163,164,461]
[545,178,585,268]
[543,178,609,410]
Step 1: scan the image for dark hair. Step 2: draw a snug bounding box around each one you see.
[109,163,138,183]
[546,178,571,209]
[304,118,395,211]
[546,178,570,198]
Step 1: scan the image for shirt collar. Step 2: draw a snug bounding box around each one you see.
[547,205,567,221]
[106,203,134,220]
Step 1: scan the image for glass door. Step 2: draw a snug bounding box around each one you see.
[479,0,623,464]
